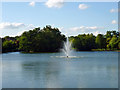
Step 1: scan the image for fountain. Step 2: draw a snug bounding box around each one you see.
[51,36,82,58]
[63,37,72,58]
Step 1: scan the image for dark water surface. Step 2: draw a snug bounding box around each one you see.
[2,51,118,88]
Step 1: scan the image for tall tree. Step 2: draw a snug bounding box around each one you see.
[19,26,66,52]
[2,40,16,52]
[95,34,106,49]
[108,35,119,50]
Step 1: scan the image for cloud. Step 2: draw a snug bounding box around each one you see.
[29,1,35,7]
[78,4,88,10]
[68,26,104,36]
[58,27,63,31]
[17,24,35,36]
[58,26,104,36]
[92,31,102,36]
[17,30,28,36]
[0,22,25,29]
[110,9,118,13]
[45,0,64,8]
[0,22,35,37]
[70,26,102,32]
[112,20,117,24]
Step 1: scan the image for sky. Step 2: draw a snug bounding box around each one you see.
[0,0,118,37]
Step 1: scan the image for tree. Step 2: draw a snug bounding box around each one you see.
[105,31,112,38]
[2,40,16,52]
[95,34,106,49]
[19,26,66,52]
[108,35,119,50]
[72,34,96,51]
[2,29,120,53]
[118,42,120,49]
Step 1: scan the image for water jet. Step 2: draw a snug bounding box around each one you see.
[63,36,72,58]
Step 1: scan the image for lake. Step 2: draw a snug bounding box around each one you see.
[2,51,118,88]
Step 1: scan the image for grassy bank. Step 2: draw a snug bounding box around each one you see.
[92,49,120,52]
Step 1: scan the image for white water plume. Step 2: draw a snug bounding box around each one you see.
[62,37,72,57]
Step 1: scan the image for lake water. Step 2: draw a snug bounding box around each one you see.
[2,51,118,88]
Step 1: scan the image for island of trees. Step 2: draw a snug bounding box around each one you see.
[2,25,120,53]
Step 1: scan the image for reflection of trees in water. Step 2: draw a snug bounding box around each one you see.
[21,58,118,88]
[21,61,61,87]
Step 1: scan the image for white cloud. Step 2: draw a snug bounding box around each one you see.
[45,0,64,8]
[58,26,104,36]
[58,27,64,31]
[17,24,35,36]
[92,31,102,36]
[29,1,35,7]
[0,22,25,29]
[68,26,104,36]
[17,30,28,36]
[78,4,88,10]
[110,9,118,13]
[112,20,117,24]
[70,26,102,32]
[0,22,35,37]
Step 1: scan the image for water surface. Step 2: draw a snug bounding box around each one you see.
[2,51,118,88]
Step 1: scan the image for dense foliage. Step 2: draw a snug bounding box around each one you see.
[71,31,120,51]
[18,26,66,52]
[1,25,120,53]
[71,34,96,51]
[2,36,19,52]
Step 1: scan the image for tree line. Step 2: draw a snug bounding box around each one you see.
[2,25,120,53]
[70,31,120,51]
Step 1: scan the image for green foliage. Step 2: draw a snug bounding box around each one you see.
[118,42,120,49]
[72,34,96,51]
[95,34,106,49]
[2,40,17,52]
[2,27,120,53]
[19,25,66,52]
[107,35,119,50]
[72,31,119,51]
[105,31,119,38]
[105,31,120,50]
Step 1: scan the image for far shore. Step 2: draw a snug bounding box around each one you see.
[2,50,120,54]
[91,49,120,52]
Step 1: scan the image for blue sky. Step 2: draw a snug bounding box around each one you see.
[0,1,118,37]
